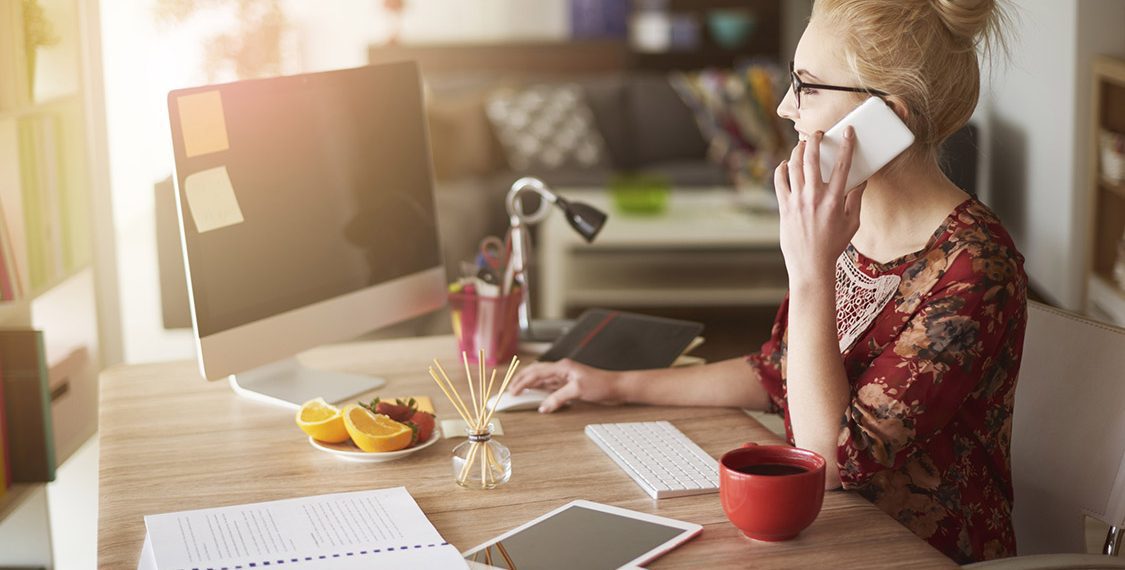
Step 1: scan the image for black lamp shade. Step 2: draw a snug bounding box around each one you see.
[557,198,607,242]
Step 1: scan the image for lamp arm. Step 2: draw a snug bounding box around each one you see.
[505,177,558,338]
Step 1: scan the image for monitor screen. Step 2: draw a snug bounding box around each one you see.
[168,63,442,337]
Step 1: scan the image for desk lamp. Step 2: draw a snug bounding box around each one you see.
[505,177,608,342]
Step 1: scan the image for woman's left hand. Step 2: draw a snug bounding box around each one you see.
[773,126,866,286]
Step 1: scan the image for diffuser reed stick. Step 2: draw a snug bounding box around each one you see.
[428,352,519,488]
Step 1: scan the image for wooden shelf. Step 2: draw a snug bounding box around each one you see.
[629,49,778,72]
[1087,56,1125,324]
[629,0,781,71]
[567,286,787,308]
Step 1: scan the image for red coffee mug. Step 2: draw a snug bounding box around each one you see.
[719,442,826,541]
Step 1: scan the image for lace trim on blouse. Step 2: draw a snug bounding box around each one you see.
[835,252,900,352]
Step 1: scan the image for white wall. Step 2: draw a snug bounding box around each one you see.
[383,0,568,44]
[983,0,1125,310]
[781,0,813,60]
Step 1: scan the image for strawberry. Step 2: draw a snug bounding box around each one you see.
[360,397,416,423]
[404,410,435,446]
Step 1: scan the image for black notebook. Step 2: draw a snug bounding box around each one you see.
[539,309,704,371]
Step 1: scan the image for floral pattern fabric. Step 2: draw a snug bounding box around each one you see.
[747,199,1027,564]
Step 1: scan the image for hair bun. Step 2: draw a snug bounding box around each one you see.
[931,0,1001,44]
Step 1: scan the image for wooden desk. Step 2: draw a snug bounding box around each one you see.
[98,336,953,569]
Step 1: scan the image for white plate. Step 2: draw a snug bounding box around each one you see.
[308,429,441,463]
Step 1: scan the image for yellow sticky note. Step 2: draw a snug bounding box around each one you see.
[178,91,230,157]
[184,166,244,233]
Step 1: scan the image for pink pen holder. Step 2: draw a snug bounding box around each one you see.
[448,288,521,366]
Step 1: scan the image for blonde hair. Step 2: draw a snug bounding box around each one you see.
[811,0,1010,161]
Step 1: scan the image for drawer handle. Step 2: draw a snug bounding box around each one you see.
[50,379,70,402]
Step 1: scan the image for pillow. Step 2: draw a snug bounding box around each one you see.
[485,84,610,172]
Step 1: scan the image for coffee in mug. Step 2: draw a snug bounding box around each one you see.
[719,442,826,541]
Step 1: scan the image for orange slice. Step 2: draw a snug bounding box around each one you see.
[296,398,350,443]
[342,405,413,452]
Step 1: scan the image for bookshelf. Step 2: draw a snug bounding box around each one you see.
[1086,56,1125,326]
[0,0,117,566]
[628,0,781,72]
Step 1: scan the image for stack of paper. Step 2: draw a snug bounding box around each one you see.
[140,487,467,570]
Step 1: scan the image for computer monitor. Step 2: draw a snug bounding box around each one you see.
[167,62,446,409]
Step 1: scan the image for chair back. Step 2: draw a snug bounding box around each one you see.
[1011,302,1125,554]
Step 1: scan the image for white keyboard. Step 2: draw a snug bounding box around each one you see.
[585,421,720,499]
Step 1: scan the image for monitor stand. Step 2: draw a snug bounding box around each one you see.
[228,358,386,410]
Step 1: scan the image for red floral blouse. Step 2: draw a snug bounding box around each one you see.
[748,198,1027,563]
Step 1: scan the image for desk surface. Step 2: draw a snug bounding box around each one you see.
[97,335,953,569]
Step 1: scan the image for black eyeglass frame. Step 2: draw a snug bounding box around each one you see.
[789,61,889,109]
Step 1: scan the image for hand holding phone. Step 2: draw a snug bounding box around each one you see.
[817,97,915,190]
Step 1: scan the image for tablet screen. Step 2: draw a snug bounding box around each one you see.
[464,504,687,570]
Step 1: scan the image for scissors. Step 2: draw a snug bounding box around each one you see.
[476,234,511,275]
[473,233,513,285]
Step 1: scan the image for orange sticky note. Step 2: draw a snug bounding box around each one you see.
[178,91,230,157]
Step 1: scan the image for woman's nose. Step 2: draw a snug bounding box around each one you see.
[777,87,797,120]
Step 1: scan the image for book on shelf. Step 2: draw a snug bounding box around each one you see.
[0,0,30,113]
[0,225,16,301]
[0,329,56,483]
[539,309,705,371]
[0,119,28,300]
[0,357,10,496]
[13,107,90,295]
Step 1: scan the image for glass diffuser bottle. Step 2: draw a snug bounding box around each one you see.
[452,423,511,489]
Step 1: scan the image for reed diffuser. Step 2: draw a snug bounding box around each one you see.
[428,350,520,489]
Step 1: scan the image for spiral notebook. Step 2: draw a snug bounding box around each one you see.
[139,487,466,569]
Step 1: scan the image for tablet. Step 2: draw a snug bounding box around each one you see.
[462,500,702,569]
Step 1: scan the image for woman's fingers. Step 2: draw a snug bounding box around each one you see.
[803,131,824,186]
[787,140,806,191]
[508,362,567,395]
[773,160,790,211]
[828,126,858,195]
[538,381,579,413]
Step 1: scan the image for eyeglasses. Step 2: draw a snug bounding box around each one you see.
[789,61,888,109]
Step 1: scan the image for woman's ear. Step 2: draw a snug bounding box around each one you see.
[886,97,911,124]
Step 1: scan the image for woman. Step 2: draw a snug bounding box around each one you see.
[509,0,1026,563]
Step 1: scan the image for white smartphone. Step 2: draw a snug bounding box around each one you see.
[818,96,915,190]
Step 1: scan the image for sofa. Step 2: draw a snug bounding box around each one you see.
[424,71,729,286]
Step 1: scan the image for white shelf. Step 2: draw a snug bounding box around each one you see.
[0,8,111,567]
[0,92,80,122]
[538,188,787,318]
[0,483,37,522]
[1087,274,1125,328]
